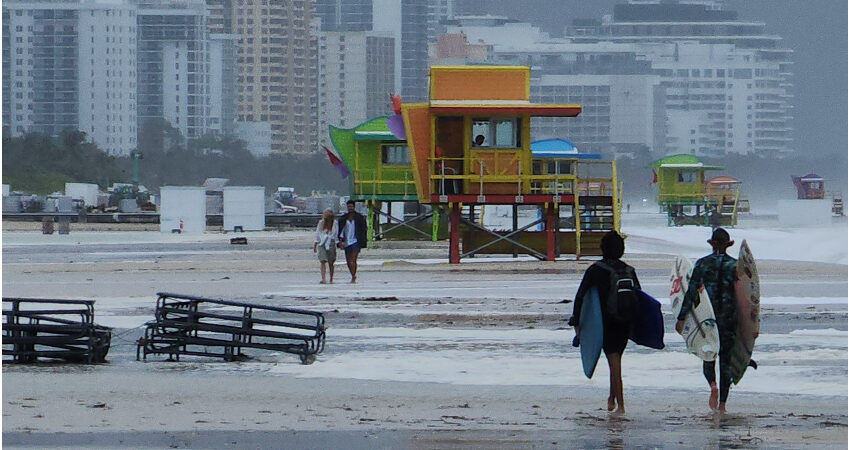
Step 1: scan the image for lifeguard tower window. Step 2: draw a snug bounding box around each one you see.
[678,171,698,183]
[547,161,574,175]
[472,118,520,148]
[382,144,410,166]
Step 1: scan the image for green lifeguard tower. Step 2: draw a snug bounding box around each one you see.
[328,116,440,241]
[651,154,742,227]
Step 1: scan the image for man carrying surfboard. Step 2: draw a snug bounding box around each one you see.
[570,231,641,414]
[675,228,737,413]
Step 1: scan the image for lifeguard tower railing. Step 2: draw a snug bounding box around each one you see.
[428,155,620,261]
[430,156,619,224]
[351,169,418,200]
[657,189,742,226]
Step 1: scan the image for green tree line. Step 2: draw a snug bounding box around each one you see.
[2,120,347,195]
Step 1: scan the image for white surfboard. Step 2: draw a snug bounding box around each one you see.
[670,255,720,361]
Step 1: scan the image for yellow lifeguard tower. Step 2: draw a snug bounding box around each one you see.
[652,154,746,226]
[401,66,620,263]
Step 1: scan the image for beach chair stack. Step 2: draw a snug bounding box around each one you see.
[2,298,112,363]
[137,292,326,364]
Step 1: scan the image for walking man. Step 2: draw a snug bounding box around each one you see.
[338,200,367,283]
[675,227,737,413]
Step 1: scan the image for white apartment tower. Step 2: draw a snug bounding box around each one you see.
[136,0,210,141]
[317,31,394,148]
[3,0,138,156]
[598,0,794,157]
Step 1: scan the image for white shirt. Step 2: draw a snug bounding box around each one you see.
[342,218,357,247]
[314,220,338,250]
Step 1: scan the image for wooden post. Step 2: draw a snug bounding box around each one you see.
[546,203,555,262]
[432,205,440,241]
[611,160,620,232]
[467,203,475,258]
[512,204,519,258]
[366,200,375,242]
[449,203,461,264]
[554,202,561,258]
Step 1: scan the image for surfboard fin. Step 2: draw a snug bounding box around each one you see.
[748,359,758,370]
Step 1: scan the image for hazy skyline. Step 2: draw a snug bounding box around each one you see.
[455,0,848,159]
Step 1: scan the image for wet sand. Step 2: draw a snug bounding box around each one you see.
[2,226,847,448]
[3,371,847,448]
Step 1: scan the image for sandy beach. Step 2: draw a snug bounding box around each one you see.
[2,212,847,448]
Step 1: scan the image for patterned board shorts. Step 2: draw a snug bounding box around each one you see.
[317,245,337,263]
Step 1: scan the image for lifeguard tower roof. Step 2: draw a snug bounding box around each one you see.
[651,154,723,170]
[796,173,823,182]
[706,176,741,185]
[530,138,601,159]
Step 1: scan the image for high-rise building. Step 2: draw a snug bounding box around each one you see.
[313,0,372,32]
[207,0,316,155]
[444,0,794,158]
[399,0,429,101]
[442,16,666,157]
[317,31,394,148]
[3,0,138,156]
[208,33,238,136]
[590,0,794,156]
[136,0,210,141]
[315,0,443,102]
[531,74,664,158]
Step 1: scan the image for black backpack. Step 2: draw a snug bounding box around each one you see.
[594,261,639,323]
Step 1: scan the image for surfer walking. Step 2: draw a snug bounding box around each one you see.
[675,228,738,413]
[570,231,641,414]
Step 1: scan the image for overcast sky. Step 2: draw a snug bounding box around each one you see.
[455,0,848,158]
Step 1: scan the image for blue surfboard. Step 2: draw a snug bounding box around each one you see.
[579,287,604,379]
[629,290,665,350]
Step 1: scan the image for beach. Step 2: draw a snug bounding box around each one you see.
[2,212,847,448]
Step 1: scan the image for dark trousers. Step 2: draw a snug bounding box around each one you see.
[703,331,735,403]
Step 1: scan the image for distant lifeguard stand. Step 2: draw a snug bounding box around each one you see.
[329,116,440,241]
[401,66,620,263]
[652,154,744,227]
[792,173,844,216]
[706,175,750,216]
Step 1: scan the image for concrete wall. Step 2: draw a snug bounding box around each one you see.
[777,199,833,227]
[160,187,206,233]
[223,186,265,231]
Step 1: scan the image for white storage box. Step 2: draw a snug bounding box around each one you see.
[223,186,265,231]
[160,186,206,233]
[65,183,99,206]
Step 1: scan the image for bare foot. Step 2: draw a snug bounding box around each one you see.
[614,406,625,414]
[607,396,616,412]
[716,403,727,414]
[351,276,357,284]
[709,383,719,410]
[320,280,327,284]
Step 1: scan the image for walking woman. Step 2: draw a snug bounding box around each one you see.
[313,208,338,284]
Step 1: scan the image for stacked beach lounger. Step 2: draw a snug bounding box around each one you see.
[137,293,326,364]
[2,298,112,363]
